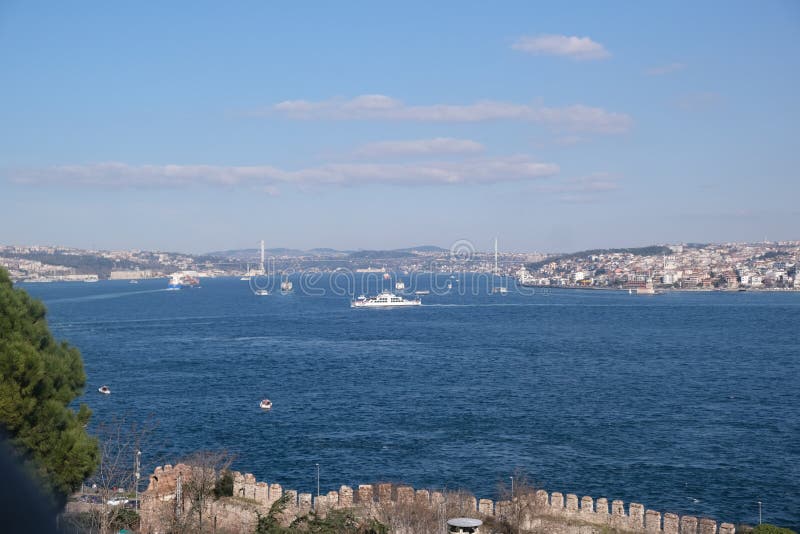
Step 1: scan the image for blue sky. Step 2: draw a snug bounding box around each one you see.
[1,1,798,253]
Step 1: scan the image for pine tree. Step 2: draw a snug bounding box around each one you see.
[0,267,99,507]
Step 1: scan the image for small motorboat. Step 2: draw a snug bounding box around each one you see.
[98,385,111,395]
[259,399,272,410]
[254,289,269,296]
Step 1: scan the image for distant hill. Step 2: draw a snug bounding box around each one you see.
[307,247,350,255]
[393,245,448,253]
[206,248,314,259]
[526,245,673,270]
[346,250,418,260]
[206,246,445,259]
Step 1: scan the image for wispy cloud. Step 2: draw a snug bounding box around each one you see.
[265,95,632,134]
[8,157,559,191]
[511,34,610,60]
[532,173,620,203]
[353,138,484,158]
[673,91,722,111]
[553,135,585,147]
[645,62,686,76]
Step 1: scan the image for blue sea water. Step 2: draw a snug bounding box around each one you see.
[21,276,800,528]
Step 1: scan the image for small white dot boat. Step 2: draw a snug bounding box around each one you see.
[98,385,111,395]
[259,399,272,410]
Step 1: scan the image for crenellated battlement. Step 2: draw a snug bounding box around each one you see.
[142,465,736,533]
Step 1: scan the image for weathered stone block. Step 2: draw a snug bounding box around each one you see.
[233,472,245,497]
[378,483,392,503]
[455,494,476,513]
[580,496,594,515]
[630,503,644,529]
[645,509,661,532]
[535,489,549,509]
[415,489,430,506]
[357,484,373,504]
[681,515,699,534]
[314,494,329,513]
[551,492,564,513]
[719,522,735,534]
[299,493,312,511]
[596,497,609,517]
[495,500,511,519]
[397,486,414,505]
[699,518,717,534]
[285,490,298,510]
[255,482,268,505]
[663,512,679,534]
[339,486,353,507]
[269,483,282,505]
[478,498,494,515]
[566,494,579,512]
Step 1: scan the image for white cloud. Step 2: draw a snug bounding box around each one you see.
[512,34,610,60]
[354,138,484,158]
[645,62,686,76]
[266,95,632,133]
[9,157,559,191]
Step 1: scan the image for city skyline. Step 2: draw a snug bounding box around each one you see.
[1,1,799,253]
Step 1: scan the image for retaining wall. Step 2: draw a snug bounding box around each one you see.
[140,464,735,534]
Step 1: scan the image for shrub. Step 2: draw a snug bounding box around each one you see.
[752,525,797,534]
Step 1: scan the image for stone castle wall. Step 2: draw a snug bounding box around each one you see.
[140,464,736,534]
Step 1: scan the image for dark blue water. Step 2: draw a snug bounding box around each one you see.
[21,277,800,528]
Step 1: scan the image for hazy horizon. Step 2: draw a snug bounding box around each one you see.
[2,1,798,253]
[4,237,795,258]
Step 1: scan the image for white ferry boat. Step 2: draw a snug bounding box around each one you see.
[351,291,421,308]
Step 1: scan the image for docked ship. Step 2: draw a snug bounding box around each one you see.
[167,271,200,290]
[351,291,421,308]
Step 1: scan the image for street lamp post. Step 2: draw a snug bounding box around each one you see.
[315,463,320,498]
[758,501,762,525]
[510,476,514,499]
[135,450,141,511]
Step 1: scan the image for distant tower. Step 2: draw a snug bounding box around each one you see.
[494,237,499,275]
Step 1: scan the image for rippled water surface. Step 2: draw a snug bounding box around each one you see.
[22,277,800,528]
